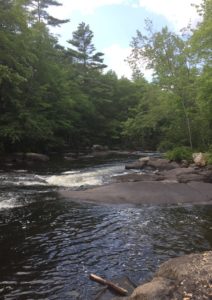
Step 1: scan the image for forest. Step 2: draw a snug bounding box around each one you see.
[0,0,211,154]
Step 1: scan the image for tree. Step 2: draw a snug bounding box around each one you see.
[27,0,69,26]
[191,0,212,65]
[128,21,198,148]
[190,0,212,148]
[0,0,36,150]
[67,22,107,71]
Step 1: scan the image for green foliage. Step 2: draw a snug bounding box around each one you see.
[0,0,211,154]
[157,141,175,152]
[165,147,193,162]
[206,152,212,165]
[67,22,107,71]
[191,0,212,64]
[27,0,69,26]
[205,145,212,164]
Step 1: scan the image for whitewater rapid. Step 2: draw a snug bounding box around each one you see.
[0,162,136,210]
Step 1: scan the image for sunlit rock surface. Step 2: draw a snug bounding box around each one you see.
[114,251,212,300]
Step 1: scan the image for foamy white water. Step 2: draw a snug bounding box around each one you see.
[0,197,23,210]
[0,173,48,187]
[46,164,125,188]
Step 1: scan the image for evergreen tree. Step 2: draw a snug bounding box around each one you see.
[27,0,69,26]
[67,22,107,71]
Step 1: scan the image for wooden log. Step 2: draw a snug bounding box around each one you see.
[89,273,128,296]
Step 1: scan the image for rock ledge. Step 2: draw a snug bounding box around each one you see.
[116,251,212,300]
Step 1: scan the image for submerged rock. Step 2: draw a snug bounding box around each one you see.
[114,251,212,300]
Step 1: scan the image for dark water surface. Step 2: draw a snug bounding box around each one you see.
[0,158,211,299]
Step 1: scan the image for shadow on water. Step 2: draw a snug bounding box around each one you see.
[0,158,211,299]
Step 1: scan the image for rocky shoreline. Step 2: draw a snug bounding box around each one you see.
[118,156,212,184]
[113,251,212,300]
[60,156,212,205]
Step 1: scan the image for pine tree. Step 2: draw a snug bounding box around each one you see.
[67,22,107,71]
[27,0,69,26]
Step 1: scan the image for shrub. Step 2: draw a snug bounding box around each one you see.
[206,152,212,165]
[165,146,193,162]
[157,141,175,152]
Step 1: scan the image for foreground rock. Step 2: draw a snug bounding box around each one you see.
[114,251,212,300]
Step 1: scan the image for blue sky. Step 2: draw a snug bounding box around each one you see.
[49,0,202,79]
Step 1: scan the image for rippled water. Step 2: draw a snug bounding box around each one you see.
[0,159,211,299]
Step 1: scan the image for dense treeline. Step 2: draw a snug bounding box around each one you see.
[0,0,211,154]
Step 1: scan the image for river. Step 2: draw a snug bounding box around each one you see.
[0,157,211,299]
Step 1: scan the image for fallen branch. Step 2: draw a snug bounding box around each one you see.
[89,273,128,296]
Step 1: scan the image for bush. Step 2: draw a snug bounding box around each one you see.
[165,146,193,162]
[206,152,212,165]
[157,141,175,152]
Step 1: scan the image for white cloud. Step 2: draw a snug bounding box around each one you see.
[103,44,153,80]
[49,0,131,17]
[138,0,202,30]
[103,44,132,78]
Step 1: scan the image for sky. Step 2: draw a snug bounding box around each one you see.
[48,0,202,79]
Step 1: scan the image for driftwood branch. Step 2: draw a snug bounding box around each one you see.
[89,273,128,296]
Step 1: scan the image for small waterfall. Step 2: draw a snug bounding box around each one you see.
[46,164,126,188]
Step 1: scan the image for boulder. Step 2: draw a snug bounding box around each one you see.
[192,152,207,167]
[125,160,147,170]
[147,158,179,170]
[139,156,150,163]
[160,167,206,183]
[125,158,179,171]
[92,144,109,152]
[25,153,49,162]
[116,251,212,300]
[113,173,165,183]
[181,160,189,168]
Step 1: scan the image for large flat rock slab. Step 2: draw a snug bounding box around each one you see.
[59,181,212,205]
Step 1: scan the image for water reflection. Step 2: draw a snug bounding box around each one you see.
[0,194,211,299]
[0,160,211,299]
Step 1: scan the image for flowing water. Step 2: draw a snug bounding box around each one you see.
[0,157,211,299]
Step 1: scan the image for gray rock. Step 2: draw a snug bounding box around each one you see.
[119,251,212,300]
[25,153,49,162]
[160,167,203,183]
[125,161,147,170]
[92,144,109,151]
[177,173,206,183]
[59,181,212,205]
[139,156,150,163]
[147,158,179,170]
[125,158,179,171]
[113,173,164,183]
